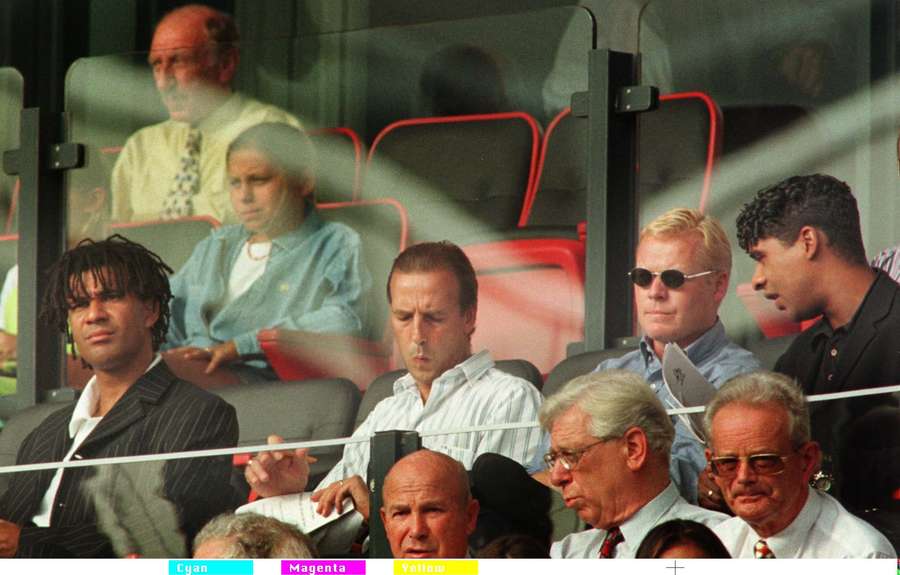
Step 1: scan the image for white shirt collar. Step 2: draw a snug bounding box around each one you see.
[619,482,681,547]
[760,486,818,557]
[69,353,163,438]
[393,349,493,396]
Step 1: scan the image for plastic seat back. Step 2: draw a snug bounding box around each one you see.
[365,112,540,243]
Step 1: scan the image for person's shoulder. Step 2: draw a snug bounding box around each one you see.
[121,119,180,148]
[813,492,896,557]
[233,95,301,127]
[595,347,642,372]
[473,367,541,399]
[672,499,730,527]
[550,528,603,558]
[316,217,363,249]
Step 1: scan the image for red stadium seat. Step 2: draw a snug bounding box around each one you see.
[364,112,540,243]
[109,215,220,272]
[523,91,722,227]
[464,237,585,376]
[309,127,364,204]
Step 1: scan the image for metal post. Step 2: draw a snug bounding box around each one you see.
[578,49,656,353]
[366,430,421,558]
[1,108,83,416]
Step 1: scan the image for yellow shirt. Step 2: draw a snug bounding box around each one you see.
[111,92,301,224]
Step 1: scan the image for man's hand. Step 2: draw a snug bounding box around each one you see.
[697,467,727,513]
[311,475,370,522]
[244,435,314,498]
[167,341,239,374]
[0,519,20,557]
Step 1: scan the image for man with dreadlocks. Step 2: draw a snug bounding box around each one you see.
[0,235,238,558]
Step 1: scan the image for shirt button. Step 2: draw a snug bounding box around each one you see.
[827,374,833,381]
[650,383,658,391]
[830,348,838,357]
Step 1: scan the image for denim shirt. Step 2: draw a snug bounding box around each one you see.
[597,320,759,502]
[165,209,370,363]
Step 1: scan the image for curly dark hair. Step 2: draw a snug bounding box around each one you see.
[736,174,867,266]
[635,519,731,559]
[40,234,173,362]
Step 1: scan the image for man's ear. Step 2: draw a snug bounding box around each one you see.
[463,304,477,338]
[143,299,161,329]
[465,498,480,535]
[622,426,649,471]
[798,440,822,481]
[797,226,821,260]
[712,270,729,304]
[216,47,239,86]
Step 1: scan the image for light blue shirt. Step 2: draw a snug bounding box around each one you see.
[529,321,759,501]
[165,209,370,366]
[598,320,759,502]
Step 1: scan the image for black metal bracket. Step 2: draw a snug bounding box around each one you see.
[570,85,659,117]
[3,142,83,176]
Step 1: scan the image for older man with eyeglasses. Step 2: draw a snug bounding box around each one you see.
[705,371,894,558]
[542,370,727,558]
[589,208,759,507]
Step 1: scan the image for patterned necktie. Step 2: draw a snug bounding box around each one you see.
[754,539,775,558]
[598,526,624,558]
[162,129,202,219]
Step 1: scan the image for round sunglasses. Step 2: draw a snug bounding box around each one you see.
[628,267,717,289]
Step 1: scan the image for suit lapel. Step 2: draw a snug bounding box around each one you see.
[77,361,174,453]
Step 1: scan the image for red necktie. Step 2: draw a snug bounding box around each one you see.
[598,526,624,558]
[754,539,775,558]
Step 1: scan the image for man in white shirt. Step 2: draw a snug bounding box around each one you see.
[245,241,542,524]
[541,370,726,558]
[705,370,895,558]
[111,4,300,223]
[380,450,479,559]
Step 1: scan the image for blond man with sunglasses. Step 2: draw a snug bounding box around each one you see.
[705,371,894,558]
[594,208,759,505]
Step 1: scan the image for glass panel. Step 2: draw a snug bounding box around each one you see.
[0,68,22,404]
[640,0,899,348]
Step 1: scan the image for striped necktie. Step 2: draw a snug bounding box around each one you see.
[598,526,623,558]
[754,539,775,558]
[162,128,202,219]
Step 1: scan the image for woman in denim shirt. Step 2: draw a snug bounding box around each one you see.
[163,123,369,384]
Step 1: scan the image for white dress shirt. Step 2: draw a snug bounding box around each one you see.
[714,486,896,558]
[550,482,728,558]
[317,350,542,488]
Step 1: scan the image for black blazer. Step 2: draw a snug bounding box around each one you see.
[0,361,238,557]
[775,270,900,395]
[775,271,900,479]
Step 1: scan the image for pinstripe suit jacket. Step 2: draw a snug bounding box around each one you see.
[0,361,238,557]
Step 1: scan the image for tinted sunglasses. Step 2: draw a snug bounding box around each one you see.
[628,267,716,289]
[709,453,792,478]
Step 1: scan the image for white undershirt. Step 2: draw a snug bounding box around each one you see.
[224,240,271,307]
[32,354,163,527]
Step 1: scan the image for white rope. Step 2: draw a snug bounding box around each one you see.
[0,384,896,475]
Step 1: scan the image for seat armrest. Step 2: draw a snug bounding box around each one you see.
[258,329,392,390]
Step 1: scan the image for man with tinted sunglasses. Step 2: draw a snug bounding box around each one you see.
[705,371,893,558]
[594,208,759,505]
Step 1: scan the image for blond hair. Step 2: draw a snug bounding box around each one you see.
[641,208,732,273]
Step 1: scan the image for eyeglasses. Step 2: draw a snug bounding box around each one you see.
[543,439,606,471]
[709,453,793,478]
[628,268,716,289]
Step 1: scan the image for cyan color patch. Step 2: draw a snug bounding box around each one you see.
[282,560,366,575]
[168,559,254,575]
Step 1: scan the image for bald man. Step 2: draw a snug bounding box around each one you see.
[112,4,300,223]
[380,450,479,559]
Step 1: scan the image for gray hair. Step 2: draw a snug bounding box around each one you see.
[539,370,675,456]
[703,371,810,448]
[194,512,317,558]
